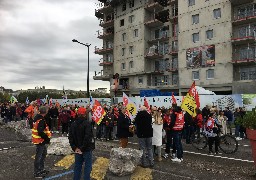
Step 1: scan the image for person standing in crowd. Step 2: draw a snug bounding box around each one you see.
[204,113,220,154]
[152,107,163,162]
[184,111,194,144]
[59,107,71,136]
[48,104,59,133]
[195,108,203,138]
[234,107,243,140]
[170,106,185,163]
[112,106,119,139]
[134,106,154,168]
[32,106,51,178]
[69,107,94,180]
[162,108,173,159]
[218,110,228,135]
[104,108,114,141]
[116,106,131,148]
[25,101,37,128]
[224,107,233,135]
[15,103,22,122]
[202,105,210,125]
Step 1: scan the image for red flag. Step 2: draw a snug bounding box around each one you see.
[188,81,196,97]
[172,92,177,104]
[92,100,106,125]
[195,90,200,108]
[144,97,151,113]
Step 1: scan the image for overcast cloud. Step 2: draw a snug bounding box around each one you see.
[0,0,108,91]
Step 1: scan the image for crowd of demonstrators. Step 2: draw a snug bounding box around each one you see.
[0,102,28,123]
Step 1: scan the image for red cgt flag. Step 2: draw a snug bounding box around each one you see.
[92,100,106,125]
[172,92,177,104]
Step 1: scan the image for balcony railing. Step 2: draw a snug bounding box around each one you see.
[230,0,254,6]
[232,25,256,44]
[233,4,256,24]
[168,0,178,6]
[99,61,113,66]
[145,0,164,12]
[169,44,178,55]
[97,30,114,39]
[93,71,111,81]
[232,47,256,63]
[148,31,169,43]
[96,2,113,14]
[144,16,164,28]
[94,45,113,55]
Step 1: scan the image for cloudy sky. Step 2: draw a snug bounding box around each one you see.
[0,0,109,91]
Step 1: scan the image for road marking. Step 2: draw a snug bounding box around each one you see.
[91,157,109,180]
[54,154,75,169]
[43,170,74,180]
[112,140,253,163]
[183,151,254,163]
[131,166,153,180]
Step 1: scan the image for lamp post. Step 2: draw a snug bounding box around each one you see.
[72,39,91,98]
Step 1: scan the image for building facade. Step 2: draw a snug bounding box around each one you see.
[94,0,256,96]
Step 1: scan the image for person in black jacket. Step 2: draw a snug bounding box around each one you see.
[69,107,94,180]
[184,112,194,144]
[134,106,154,168]
[32,106,51,178]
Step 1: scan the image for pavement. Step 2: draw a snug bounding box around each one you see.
[0,121,255,180]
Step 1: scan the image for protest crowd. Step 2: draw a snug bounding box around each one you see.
[0,95,248,178]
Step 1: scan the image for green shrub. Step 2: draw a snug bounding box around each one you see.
[237,111,256,130]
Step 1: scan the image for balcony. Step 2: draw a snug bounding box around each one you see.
[95,9,104,19]
[168,0,178,6]
[145,46,164,59]
[148,32,169,44]
[93,72,110,81]
[144,0,164,12]
[231,26,256,45]
[94,46,113,55]
[168,59,178,72]
[99,61,113,66]
[230,0,254,6]
[100,19,114,28]
[145,18,164,28]
[97,3,113,14]
[97,31,114,40]
[233,4,256,25]
[232,47,256,64]
[169,45,178,55]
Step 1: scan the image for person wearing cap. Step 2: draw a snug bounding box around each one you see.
[32,106,51,178]
[69,107,95,180]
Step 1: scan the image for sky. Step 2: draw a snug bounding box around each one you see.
[0,0,109,92]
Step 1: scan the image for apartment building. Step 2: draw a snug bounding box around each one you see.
[94,0,256,96]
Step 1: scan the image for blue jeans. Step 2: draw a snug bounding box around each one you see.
[138,138,154,166]
[74,151,92,180]
[34,144,47,175]
[172,131,183,159]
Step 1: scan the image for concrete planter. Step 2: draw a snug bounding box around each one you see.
[246,128,256,168]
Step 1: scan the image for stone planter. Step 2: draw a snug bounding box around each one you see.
[246,128,256,168]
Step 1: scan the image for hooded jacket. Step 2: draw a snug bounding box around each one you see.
[69,117,94,152]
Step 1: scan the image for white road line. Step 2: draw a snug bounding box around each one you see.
[112,140,254,163]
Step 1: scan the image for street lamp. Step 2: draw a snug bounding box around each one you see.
[72,39,91,98]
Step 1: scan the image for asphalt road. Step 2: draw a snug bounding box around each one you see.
[0,124,255,180]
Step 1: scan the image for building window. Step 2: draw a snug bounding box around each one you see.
[188,0,195,6]
[206,69,214,79]
[120,19,124,27]
[122,33,126,41]
[134,29,138,37]
[121,63,126,70]
[129,15,135,23]
[164,75,169,85]
[129,61,134,69]
[129,46,134,54]
[122,3,126,11]
[213,8,221,19]
[138,76,143,84]
[192,14,199,24]
[206,30,213,39]
[192,32,199,43]
[192,71,199,80]
[121,48,125,56]
[240,67,256,80]
[129,0,134,8]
